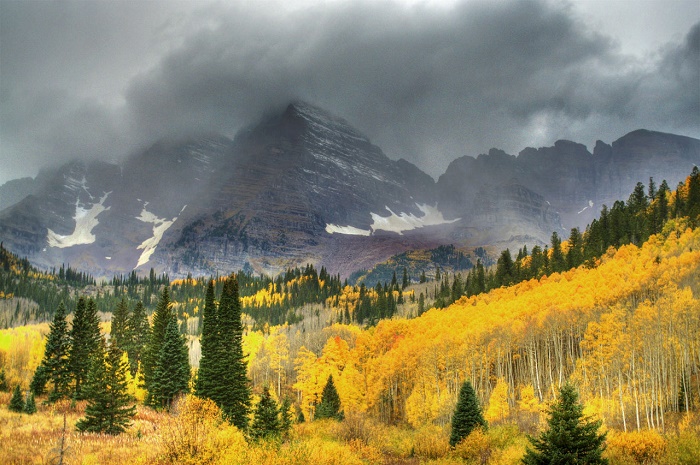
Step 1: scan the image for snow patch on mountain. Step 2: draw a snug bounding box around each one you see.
[577,200,594,214]
[326,204,459,236]
[47,193,111,248]
[325,224,372,236]
[134,204,186,269]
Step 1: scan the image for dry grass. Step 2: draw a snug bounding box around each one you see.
[2,395,697,465]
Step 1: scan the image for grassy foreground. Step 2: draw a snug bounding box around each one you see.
[2,393,699,465]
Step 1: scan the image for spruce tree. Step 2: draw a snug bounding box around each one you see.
[9,385,24,412]
[216,275,251,430]
[69,298,102,399]
[0,367,7,391]
[29,365,48,396]
[148,316,190,409]
[195,280,218,400]
[76,340,136,435]
[36,302,71,402]
[315,375,342,420]
[110,298,131,351]
[450,380,487,447]
[126,301,150,376]
[522,383,608,465]
[143,287,173,393]
[279,397,293,438]
[250,386,280,440]
[24,391,37,414]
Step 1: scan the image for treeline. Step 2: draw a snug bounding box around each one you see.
[334,269,412,325]
[429,167,700,309]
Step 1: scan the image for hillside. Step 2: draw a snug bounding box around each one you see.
[1,169,699,464]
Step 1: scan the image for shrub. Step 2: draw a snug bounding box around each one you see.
[413,425,450,459]
[453,428,491,464]
[156,394,246,465]
[607,430,667,464]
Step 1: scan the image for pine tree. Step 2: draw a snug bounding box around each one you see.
[550,232,566,274]
[126,301,150,376]
[402,267,409,289]
[216,275,251,429]
[522,383,608,465]
[148,316,190,409]
[0,367,7,391]
[29,365,48,396]
[24,391,37,414]
[450,380,487,447]
[315,375,342,421]
[111,298,131,351]
[143,287,172,393]
[35,302,71,402]
[251,386,280,440]
[418,292,425,316]
[279,397,293,438]
[76,340,136,435]
[195,280,218,400]
[9,385,24,412]
[69,298,102,399]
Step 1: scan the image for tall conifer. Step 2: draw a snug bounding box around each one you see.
[126,301,150,376]
[315,375,342,421]
[450,380,487,447]
[216,275,251,429]
[69,298,102,399]
[77,339,136,435]
[143,287,172,393]
[110,298,130,351]
[195,280,217,400]
[148,316,190,409]
[33,302,71,401]
[250,386,280,440]
[522,383,607,465]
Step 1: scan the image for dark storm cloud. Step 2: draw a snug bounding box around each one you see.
[1,0,699,183]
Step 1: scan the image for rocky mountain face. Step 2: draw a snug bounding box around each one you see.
[437,130,700,248]
[0,102,698,279]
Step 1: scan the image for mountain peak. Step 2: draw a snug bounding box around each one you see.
[283,101,370,143]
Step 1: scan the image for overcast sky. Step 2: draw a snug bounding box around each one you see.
[1,0,698,184]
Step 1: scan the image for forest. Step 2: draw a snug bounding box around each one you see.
[0,168,699,464]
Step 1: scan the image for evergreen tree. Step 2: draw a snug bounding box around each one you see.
[143,287,173,393]
[550,232,566,273]
[148,316,190,409]
[450,380,487,447]
[418,292,425,316]
[24,391,37,414]
[315,375,342,420]
[402,267,409,289]
[35,302,72,402]
[0,367,7,391]
[215,275,251,429]
[126,301,150,376]
[250,386,280,440]
[9,385,24,412]
[195,280,217,400]
[110,298,131,351]
[279,397,293,438]
[69,298,102,399]
[522,383,608,465]
[76,340,136,435]
[496,249,515,286]
[566,227,584,269]
[29,365,48,396]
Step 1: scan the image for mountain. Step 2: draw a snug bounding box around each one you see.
[0,102,698,278]
[437,130,700,246]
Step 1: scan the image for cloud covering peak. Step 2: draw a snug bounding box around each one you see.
[1,0,698,183]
